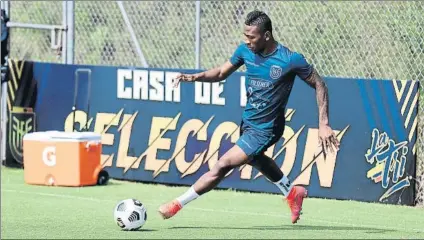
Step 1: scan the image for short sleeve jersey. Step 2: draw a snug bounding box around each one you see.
[229,43,313,133]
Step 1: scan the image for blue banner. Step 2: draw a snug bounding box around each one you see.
[30,62,418,205]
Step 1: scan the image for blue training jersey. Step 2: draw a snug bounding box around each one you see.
[229,42,314,134]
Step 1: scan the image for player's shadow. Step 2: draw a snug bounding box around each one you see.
[170,225,395,234]
[126,228,157,232]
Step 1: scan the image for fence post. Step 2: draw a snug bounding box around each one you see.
[1,0,10,16]
[0,0,10,163]
[195,1,201,69]
[62,1,67,64]
[65,0,74,64]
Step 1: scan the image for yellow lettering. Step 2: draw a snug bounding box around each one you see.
[239,162,253,180]
[94,110,123,167]
[174,119,209,178]
[280,126,305,176]
[101,154,114,168]
[295,126,349,187]
[64,110,92,132]
[206,122,239,177]
[145,114,180,174]
[253,109,305,180]
[115,112,138,169]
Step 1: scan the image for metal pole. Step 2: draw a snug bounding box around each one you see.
[195,1,201,69]
[6,22,65,30]
[1,0,10,163]
[0,81,7,163]
[2,0,10,16]
[116,1,148,68]
[62,0,67,64]
[66,0,74,64]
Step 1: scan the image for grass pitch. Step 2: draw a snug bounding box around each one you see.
[1,167,424,239]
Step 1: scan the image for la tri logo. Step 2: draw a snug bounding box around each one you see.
[365,128,411,202]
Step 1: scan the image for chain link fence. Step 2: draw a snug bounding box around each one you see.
[5,1,424,205]
[74,1,197,68]
[7,1,63,63]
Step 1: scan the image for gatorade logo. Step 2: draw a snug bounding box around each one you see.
[42,146,56,167]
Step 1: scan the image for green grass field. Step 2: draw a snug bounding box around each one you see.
[1,167,424,239]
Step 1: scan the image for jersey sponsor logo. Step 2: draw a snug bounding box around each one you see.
[245,60,259,67]
[270,65,283,80]
[250,78,274,89]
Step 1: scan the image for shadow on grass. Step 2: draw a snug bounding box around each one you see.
[169,224,395,234]
[124,228,158,232]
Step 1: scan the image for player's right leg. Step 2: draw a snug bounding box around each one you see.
[248,154,307,224]
[158,144,250,219]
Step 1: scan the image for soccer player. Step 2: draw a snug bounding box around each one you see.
[159,10,340,224]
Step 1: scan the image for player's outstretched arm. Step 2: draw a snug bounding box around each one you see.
[302,69,340,154]
[173,61,239,87]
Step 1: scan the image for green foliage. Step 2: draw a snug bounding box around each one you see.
[7,1,423,81]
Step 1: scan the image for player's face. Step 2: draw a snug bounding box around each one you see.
[244,25,266,53]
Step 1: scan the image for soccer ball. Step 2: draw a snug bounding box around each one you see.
[113,199,147,231]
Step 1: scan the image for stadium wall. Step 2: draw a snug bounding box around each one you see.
[3,60,419,206]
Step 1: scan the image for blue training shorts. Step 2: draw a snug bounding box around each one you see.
[235,121,285,158]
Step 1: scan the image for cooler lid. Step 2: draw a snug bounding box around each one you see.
[24,131,101,142]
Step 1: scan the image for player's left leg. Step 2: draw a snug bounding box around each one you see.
[158,144,250,220]
[248,154,307,224]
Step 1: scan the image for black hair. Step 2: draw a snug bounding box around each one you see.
[244,10,272,34]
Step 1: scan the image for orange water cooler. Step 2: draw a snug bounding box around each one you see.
[23,131,104,186]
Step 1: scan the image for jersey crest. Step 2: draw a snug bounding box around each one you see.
[270,65,282,80]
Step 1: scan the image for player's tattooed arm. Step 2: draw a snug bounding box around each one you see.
[302,69,340,153]
[173,61,239,87]
[303,69,329,126]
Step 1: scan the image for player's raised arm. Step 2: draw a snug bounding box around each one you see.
[173,43,246,87]
[172,61,240,87]
[291,52,340,154]
[192,61,240,83]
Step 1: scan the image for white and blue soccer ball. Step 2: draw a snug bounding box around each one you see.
[114,199,147,231]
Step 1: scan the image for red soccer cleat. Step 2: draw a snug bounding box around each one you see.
[286,186,307,224]
[158,200,182,219]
